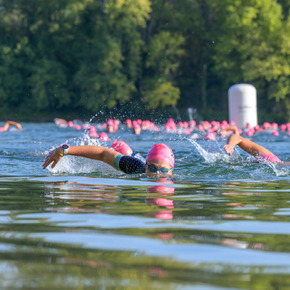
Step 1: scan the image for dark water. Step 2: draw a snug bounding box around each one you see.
[0,122,289,289]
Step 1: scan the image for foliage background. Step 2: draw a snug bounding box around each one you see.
[0,0,289,122]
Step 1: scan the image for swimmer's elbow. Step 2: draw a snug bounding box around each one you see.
[98,150,107,162]
[101,149,117,167]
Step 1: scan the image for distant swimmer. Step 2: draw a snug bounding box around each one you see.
[0,121,22,132]
[43,143,175,176]
[54,118,68,128]
[98,132,109,141]
[223,134,288,164]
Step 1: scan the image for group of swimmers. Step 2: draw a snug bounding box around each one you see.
[54,117,290,140]
[0,118,287,174]
[0,116,286,179]
[43,122,288,175]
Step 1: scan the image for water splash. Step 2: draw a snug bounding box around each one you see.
[187,138,289,177]
[257,159,289,177]
[187,139,232,163]
[45,129,109,174]
[45,127,147,175]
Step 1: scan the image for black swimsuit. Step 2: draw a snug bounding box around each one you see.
[114,154,145,174]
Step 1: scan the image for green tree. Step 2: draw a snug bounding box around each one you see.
[0,0,289,120]
[140,0,186,109]
[73,0,151,111]
[142,31,184,108]
[209,0,290,117]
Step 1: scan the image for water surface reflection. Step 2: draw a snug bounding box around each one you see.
[0,177,289,289]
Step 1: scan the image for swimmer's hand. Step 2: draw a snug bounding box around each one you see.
[42,148,63,169]
[223,144,234,156]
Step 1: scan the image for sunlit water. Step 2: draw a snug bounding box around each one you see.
[0,122,289,289]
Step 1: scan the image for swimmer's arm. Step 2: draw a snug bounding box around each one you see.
[15,122,23,130]
[67,146,119,167]
[43,146,119,169]
[3,121,22,131]
[223,134,274,157]
[2,123,9,131]
[218,126,239,137]
[225,126,239,135]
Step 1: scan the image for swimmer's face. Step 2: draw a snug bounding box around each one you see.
[107,125,114,133]
[133,127,141,135]
[145,159,173,176]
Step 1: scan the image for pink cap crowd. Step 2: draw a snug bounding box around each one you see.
[54,117,290,142]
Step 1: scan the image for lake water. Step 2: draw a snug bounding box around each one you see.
[0,122,289,289]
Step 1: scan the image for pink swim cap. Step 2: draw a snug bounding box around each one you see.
[132,120,140,128]
[280,124,286,131]
[98,132,109,141]
[89,128,98,138]
[259,154,281,163]
[0,127,3,132]
[246,130,254,137]
[110,141,133,155]
[197,124,204,131]
[113,124,118,131]
[205,132,216,140]
[146,144,175,168]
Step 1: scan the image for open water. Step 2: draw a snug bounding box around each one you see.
[0,122,289,289]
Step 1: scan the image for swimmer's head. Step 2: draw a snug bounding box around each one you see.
[98,132,109,141]
[132,125,141,135]
[146,144,174,176]
[110,141,134,156]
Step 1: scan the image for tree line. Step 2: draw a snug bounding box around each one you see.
[0,0,289,122]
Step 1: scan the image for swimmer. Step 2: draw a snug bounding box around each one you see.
[0,121,22,132]
[54,118,68,128]
[43,143,174,175]
[223,134,288,164]
[110,141,135,157]
[132,124,141,135]
[98,132,109,141]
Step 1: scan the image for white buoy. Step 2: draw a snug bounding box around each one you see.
[228,84,258,128]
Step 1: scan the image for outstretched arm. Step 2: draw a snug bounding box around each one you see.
[2,121,22,131]
[43,146,119,169]
[223,134,274,157]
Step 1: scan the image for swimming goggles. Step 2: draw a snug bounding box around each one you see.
[146,163,172,174]
[131,152,135,157]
